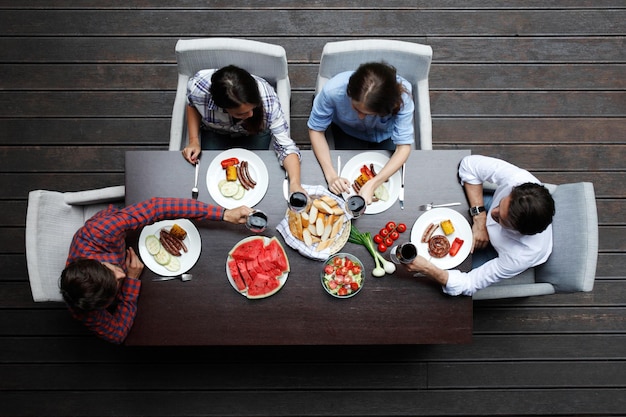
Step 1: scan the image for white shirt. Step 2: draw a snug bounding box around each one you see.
[444,155,553,296]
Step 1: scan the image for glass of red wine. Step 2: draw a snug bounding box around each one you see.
[245,210,268,233]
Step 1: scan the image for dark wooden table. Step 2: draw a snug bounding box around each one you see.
[124,149,472,346]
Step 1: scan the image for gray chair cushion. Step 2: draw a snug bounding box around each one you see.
[25,186,125,302]
[535,182,598,292]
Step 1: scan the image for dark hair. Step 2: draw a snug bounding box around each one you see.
[508,183,555,235]
[347,62,406,116]
[60,259,118,312]
[209,65,264,134]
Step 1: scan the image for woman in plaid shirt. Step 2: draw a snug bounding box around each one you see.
[60,197,252,344]
[182,65,305,197]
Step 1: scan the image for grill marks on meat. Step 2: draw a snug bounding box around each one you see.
[159,229,188,256]
[428,235,451,258]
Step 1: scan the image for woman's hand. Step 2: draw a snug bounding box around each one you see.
[182,143,201,165]
[327,174,351,196]
[125,247,144,279]
[223,206,254,224]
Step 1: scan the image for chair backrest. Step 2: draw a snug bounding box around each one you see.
[25,186,125,302]
[169,38,291,151]
[535,182,598,292]
[315,39,433,150]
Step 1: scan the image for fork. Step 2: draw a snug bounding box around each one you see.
[191,162,199,199]
[419,202,461,211]
[153,273,193,282]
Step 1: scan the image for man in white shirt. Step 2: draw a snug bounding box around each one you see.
[404,155,555,296]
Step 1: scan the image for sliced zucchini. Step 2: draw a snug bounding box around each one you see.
[145,235,161,255]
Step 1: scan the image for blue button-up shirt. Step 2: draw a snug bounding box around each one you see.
[308,71,415,145]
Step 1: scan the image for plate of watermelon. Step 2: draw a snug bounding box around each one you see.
[226,236,290,299]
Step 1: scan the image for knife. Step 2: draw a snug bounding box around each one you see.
[399,163,405,209]
[282,171,289,201]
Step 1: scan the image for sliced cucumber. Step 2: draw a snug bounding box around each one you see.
[145,235,161,255]
[232,184,246,200]
[153,246,171,265]
[219,180,240,197]
[374,184,389,201]
[164,256,181,272]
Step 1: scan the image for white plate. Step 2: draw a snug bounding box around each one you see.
[409,207,473,270]
[339,151,401,214]
[226,236,289,299]
[138,219,201,276]
[206,148,269,209]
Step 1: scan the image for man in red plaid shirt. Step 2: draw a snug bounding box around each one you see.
[60,197,252,344]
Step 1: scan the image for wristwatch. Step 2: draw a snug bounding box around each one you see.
[469,206,486,217]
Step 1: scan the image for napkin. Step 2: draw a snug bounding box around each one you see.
[276,184,350,261]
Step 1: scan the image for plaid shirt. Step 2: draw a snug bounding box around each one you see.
[66,197,224,344]
[187,70,301,165]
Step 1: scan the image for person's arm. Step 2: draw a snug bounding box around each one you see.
[182,105,202,164]
[463,182,490,252]
[283,153,306,195]
[403,255,450,287]
[309,128,351,195]
[358,144,411,204]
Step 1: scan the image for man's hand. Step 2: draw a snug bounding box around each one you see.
[470,212,490,253]
[403,255,449,287]
[223,206,254,224]
[182,143,201,165]
[125,247,144,279]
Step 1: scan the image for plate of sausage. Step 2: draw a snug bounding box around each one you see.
[339,151,401,215]
[138,219,202,276]
[206,148,269,209]
[409,207,473,270]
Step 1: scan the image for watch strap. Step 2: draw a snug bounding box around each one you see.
[469,205,486,216]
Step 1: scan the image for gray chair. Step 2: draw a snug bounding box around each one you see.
[169,37,291,151]
[25,186,125,302]
[473,182,598,300]
[314,39,433,150]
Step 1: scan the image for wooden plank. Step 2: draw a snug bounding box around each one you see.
[0,173,126,199]
[2,389,626,416]
[1,362,428,390]
[0,119,171,146]
[2,37,625,63]
[4,91,624,118]
[4,63,625,91]
[1,10,624,36]
[289,118,626,144]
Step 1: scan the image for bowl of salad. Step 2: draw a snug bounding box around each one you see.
[321,253,364,298]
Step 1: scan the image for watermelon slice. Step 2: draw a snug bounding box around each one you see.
[227,236,290,299]
[229,236,265,261]
[228,259,246,291]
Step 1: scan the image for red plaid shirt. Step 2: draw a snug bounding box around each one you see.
[66,197,224,344]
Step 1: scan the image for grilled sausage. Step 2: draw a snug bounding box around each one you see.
[421,223,438,243]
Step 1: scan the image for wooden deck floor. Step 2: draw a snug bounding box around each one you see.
[1,1,625,416]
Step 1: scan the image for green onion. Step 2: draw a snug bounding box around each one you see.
[349,225,396,277]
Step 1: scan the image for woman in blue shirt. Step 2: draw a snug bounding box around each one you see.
[308,62,414,204]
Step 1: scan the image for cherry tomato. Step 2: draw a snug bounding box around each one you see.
[378,243,388,252]
[351,265,362,275]
[324,265,334,275]
[396,223,407,233]
[379,228,390,237]
[390,230,400,240]
[338,287,348,296]
[386,221,397,231]
[384,237,394,247]
[345,258,354,268]
[373,234,383,244]
[333,257,343,266]
[350,282,360,291]
[338,266,349,276]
